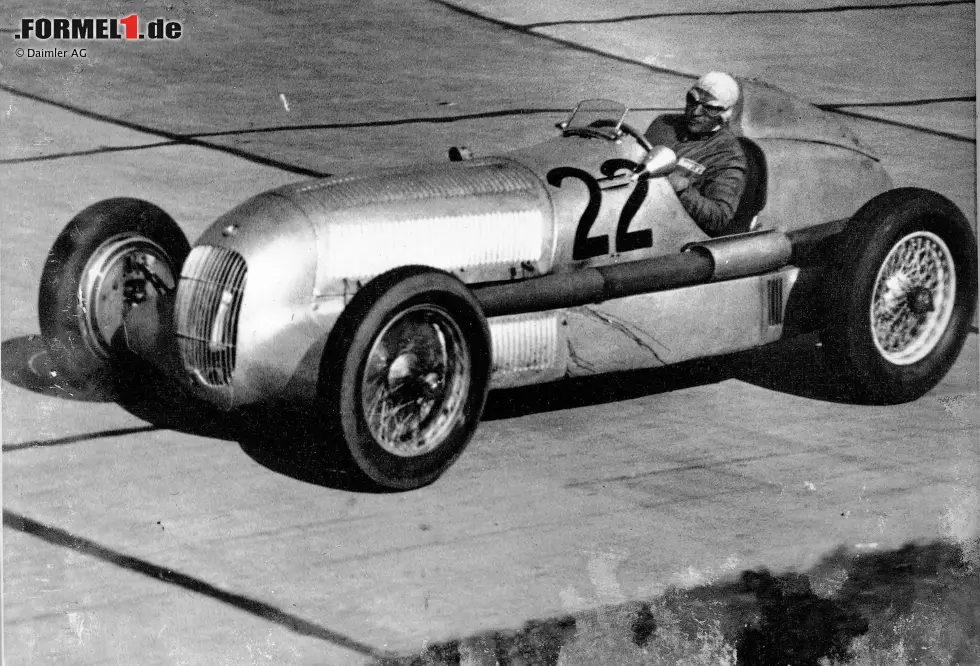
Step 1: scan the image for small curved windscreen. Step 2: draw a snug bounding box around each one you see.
[561,99,628,140]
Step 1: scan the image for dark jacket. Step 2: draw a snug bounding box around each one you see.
[644,115,747,236]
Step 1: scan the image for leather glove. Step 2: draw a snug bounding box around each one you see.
[667,171,691,193]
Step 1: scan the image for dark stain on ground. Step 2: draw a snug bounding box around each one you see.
[737,570,867,665]
[372,539,979,665]
[374,615,578,666]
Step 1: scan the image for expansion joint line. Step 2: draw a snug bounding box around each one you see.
[429,0,976,144]
[2,509,389,659]
[523,0,975,28]
[0,83,328,178]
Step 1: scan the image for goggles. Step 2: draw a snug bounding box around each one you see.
[686,89,729,117]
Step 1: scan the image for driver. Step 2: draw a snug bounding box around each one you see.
[644,72,747,237]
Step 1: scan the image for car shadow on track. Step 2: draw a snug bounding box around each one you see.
[1,334,374,489]
[2,332,856,490]
[1,334,117,402]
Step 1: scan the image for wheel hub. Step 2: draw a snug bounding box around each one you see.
[78,233,177,358]
[385,352,444,403]
[387,352,420,385]
[881,273,911,309]
[123,277,148,304]
[906,286,934,315]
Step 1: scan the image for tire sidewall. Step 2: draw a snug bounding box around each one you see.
[321,267,491,490]
[827,189,977,403]
[38,198,190,385]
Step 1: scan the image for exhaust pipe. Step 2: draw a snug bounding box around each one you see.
[475,251,714,317]
[681,230,792,281]
[474,229,801,317]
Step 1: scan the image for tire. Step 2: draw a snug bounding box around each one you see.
[822,188,977,404]
[319,266,491,490]
[38,198,190,389]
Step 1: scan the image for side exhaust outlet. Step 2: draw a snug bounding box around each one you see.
[681,230,792,281]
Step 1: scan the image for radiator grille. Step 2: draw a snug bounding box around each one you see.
[175,246,247,386]
[767,277,784,326]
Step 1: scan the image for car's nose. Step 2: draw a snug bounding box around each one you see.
[175,193,319,407]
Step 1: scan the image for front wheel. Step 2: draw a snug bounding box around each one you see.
[318,266,491,490]
[822,188,977,404]
[38,198,190,389]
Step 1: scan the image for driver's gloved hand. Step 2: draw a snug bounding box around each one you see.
[667,171,691,193]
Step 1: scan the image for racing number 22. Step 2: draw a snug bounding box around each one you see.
[547,164,653,260]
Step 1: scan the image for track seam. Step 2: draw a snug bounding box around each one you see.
[0,141,179,165]
[3,9,974,171]
[2,425,159,453]
[523,0,974,28]
[427,0,699,79]
[815,107,975,143]
[819,95,975,109]
[2,509,390,659]
[186,107,675,139]
[0,83,328,178]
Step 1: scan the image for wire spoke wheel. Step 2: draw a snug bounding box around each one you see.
[78,233,178,359]
[869,231,955,365]
[823,188,976,404]
[321,266,490,490]
[361,304,470,457]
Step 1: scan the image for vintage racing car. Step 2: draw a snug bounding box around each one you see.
[39,79,977,490]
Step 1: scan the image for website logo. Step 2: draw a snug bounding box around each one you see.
[14,16,183,41]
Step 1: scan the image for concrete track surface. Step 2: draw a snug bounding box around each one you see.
[1,0,977,663]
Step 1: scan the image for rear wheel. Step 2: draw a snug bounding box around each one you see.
[38,198,189,389]
[823,188,977,403]
[319,266,491,490]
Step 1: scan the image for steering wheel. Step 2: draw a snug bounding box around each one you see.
[619,123,654,153]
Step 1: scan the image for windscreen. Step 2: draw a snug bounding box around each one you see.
[563,99,628,138]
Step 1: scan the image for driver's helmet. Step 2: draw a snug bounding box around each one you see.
[689,72,740,123]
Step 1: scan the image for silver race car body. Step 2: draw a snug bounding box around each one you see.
[174,81,892,406]
[40,79,975,488]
